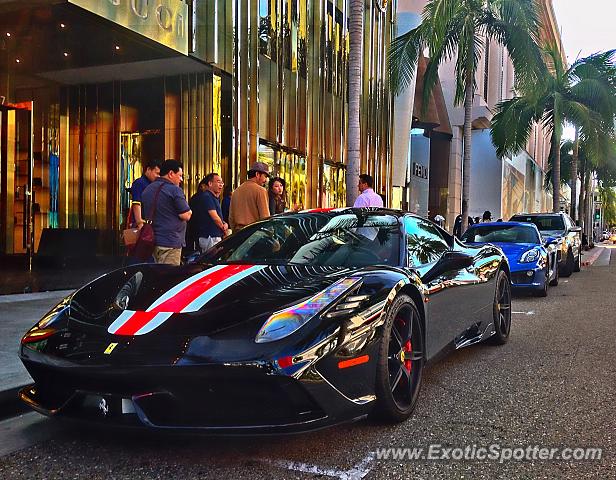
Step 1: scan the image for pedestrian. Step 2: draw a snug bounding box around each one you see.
[191,172,228,253]
[268,177,288,215]
[353,173,383,207]
[453,214,474,238]
[229,161,271,231]
[482,210,492,222]
[141,159,192,266]
[474,216,481,225]
[221,185,232,224]
[187,178,209,251]
[129,159,161,228]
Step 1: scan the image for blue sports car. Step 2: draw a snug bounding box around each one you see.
[461,222,558,296]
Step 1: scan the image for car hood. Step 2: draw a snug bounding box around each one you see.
[68,263,357,337]
[466,242,540,261]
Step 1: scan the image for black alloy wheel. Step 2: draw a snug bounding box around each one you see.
[535,267,549,297]
[574,249,581,272]
[549,257,559,286]
[374,294,424,423]
[489,270,512,345]
[560,249,574,277]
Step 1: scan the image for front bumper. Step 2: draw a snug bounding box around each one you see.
[510,268,546,289]
[19,354,370,434]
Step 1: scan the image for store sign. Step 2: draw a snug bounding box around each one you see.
[69,0,188,55]
[413,162,428,180]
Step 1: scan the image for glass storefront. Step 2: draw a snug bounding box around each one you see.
[0,0,394,255]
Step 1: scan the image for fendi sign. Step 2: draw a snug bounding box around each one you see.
[69,0,188,55]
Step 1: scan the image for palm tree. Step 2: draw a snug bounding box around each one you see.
[491,47,616,213]
[346,0,364,206]
[389,0,542,232]
[569,51,616,221]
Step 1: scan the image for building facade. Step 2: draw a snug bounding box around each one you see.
[398,0,563,229]
[0,0,394,257]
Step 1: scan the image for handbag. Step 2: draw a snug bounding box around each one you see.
[122,210,140,247]
[132,183,164,261]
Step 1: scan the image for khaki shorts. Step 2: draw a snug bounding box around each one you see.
[153,246,182,266]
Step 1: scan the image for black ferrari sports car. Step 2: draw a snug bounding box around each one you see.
[20,208,512,433]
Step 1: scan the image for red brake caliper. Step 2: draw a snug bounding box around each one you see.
[404,340,412,373]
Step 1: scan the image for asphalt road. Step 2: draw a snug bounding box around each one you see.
[1,253,614,479]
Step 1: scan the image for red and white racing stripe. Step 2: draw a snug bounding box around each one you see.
[107,264,265,336]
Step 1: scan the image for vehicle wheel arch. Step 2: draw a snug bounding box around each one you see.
[397,284,426,350]
[499,259,511,280]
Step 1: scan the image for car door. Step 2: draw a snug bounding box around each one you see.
[403,216,488,359]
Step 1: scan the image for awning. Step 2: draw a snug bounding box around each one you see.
[412,55,452,137]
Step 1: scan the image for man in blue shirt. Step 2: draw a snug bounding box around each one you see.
[191,173,228,252]
[130,159,161,228]
[141,160,192,266]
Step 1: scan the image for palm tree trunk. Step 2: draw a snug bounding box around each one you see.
[552,132,561,213]
[460,70,474,233]
[570,127,579,221]
[578,159,586,228]
[585,170,592,246]
[346,0,363,206]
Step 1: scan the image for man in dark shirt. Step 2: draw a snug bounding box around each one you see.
[191,172,228,252]
[130,159,161,228]
[141,159,192,266]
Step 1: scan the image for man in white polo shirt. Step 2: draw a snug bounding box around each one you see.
[353,173,384,208]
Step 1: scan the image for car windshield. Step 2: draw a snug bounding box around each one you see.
[462,225,540,244]
[510,215,565,232]
[198,213,401,267]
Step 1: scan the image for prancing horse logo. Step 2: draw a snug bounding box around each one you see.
[98,398,109,417]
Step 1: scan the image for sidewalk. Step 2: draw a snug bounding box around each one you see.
[0,289,74,418]
[0,256,124,295]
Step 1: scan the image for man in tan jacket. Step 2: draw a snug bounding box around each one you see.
[229,162,271,231]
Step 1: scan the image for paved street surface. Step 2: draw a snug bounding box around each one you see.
[1,248,614,479]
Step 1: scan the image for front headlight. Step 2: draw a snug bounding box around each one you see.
[21,296,72,345]
[520,249,540,263]
[255,277,362,343]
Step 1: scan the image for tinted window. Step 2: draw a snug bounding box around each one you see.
[511,215,565,231]
[462,225,540,244]
[200,213,401,267]
[405,217,450,267]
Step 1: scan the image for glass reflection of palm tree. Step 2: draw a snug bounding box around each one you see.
[407,234,447,265]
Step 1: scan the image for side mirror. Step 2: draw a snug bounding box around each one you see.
[571,226,582,233]
[422,250,474,284]
[440,250,474,270]
[544,237,558,246]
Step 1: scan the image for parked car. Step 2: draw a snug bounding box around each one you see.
[510,212,582,277]
[461,222,558,297]
[19,209,511,433]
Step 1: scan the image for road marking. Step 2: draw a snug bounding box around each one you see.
[512,311,535,315]
[265,452,375,480]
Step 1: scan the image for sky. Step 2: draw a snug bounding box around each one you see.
[552,1,615,138]
[552,0,615,62]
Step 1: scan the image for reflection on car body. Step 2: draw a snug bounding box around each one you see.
[20,208,512,434]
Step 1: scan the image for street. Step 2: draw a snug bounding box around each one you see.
[0,247,614,479]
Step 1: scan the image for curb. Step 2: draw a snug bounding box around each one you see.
[581,246,606,267]
[0,385,29,421]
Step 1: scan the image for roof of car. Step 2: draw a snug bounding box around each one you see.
[289,207,410,218]
[511,212,564,217]
[467,221,537,228]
